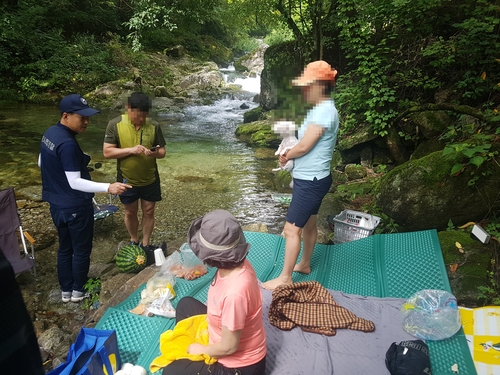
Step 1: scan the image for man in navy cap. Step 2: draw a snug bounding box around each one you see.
[39,94,131,303]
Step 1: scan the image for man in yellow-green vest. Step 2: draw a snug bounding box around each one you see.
[103,92,166,252]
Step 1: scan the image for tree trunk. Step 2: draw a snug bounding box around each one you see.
[276,0,304,43]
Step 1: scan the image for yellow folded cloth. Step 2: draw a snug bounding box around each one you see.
[150,314,217,373]
[459,306,500,375]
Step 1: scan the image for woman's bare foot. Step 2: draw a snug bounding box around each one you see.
[293,262,311,274]
[262,276,292,290]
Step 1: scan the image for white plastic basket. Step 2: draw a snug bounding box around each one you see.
[330,210,381,244]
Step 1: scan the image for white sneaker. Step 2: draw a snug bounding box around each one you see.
[71,290,89,303]
[61,291,72,303]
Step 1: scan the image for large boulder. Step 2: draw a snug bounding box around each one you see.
[179,62,225,91]
[374,141,500,231]
[410,111,453,139]
[260,41,303,111]
[235,120,279,147]
[235,43,269,76]
[88,55,231,107]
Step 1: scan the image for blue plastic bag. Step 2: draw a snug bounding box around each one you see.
[47,328,121,375]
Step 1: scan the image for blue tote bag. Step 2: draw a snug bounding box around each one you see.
[47,328,121,375]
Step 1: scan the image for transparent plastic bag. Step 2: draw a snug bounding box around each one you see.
[401,289,461,340]
[161,244,208,280]
[140,272,176,306]
[159,251,182,277]
[146,289,176,318]
[179,243,204,268]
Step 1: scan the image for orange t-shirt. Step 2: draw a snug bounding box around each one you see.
[206,259,266,368]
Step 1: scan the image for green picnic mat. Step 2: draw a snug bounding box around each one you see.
[96,230,476,375]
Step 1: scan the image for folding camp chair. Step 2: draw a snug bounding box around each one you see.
[93,195,119,227]
[0,187,35,277]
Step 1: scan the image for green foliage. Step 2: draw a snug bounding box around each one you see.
[477,270,500,306]
[377,212,400,234]
[334,0,500,139]
[123,0,177,52]
[1,0,500,118]
[446,219,456,231]
[82,278,101,310]
[486,220,500,239]
[232,38,260,55]
[442,137,498,185]
[336,184,365,201]
[263,28,295,46]
[439,116,481,144]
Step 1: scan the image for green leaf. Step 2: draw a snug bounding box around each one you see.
[469,156,486,168]
[443,147,454,156]
[450,163,463,175]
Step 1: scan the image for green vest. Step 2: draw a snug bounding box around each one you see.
[116,114,158,186]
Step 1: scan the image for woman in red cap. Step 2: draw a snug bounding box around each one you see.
[263,61,339,290]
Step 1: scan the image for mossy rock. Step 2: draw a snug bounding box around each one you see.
[375,140,500,231]
[332,169,348,185]
[337,123,379,151]
[234,59,246,72]
[243,106,263,123]
[410,139,446,160]
[250,129,278,148]
[235,120,279,147]
[438,230,492,306]
[344,164,367,180]
[410,111,452,139]
[199,36,234,66]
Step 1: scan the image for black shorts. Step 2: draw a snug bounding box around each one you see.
[119,179,162,205]
[285,174,332,228]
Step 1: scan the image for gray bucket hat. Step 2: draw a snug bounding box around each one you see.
[187,209,250,264]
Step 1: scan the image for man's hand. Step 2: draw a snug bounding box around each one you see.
[108,182,132,195]
[129,145,149,155]
[144,145,160,156]
[187,343,206,355]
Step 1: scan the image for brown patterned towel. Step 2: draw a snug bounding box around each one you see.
[269,281,376,336]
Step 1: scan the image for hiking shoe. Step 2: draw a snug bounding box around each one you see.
[130,241,139,246]
[70,290,89,303]
[140,244,158,266]
[61,291,72,303]
[140,244,158,252]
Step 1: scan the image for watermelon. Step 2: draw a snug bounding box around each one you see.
[116,245,147,273]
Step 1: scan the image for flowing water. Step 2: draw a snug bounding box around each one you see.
[0,72,289,245]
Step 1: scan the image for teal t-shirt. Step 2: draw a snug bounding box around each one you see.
[293,99,339,180]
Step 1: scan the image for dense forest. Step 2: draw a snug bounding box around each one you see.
[1,0,499,135]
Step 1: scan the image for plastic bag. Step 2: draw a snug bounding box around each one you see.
[146,289,176,318]
[401,289,461,340]
[160,250,182,276]
[139,272,176,307]
[161,244,208,281]
[179,243,204,268]
[130,272,176,317]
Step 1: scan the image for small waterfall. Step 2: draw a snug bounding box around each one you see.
[220,63,260,94]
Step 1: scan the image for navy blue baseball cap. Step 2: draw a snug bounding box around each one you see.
[60,94,99,116]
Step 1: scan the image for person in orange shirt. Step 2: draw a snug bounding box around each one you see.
[163,210,267,375]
